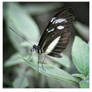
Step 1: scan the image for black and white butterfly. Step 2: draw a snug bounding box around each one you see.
[34,8,74,58]
[9,8,75,64]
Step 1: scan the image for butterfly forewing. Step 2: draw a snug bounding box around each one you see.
[38,8,75,58]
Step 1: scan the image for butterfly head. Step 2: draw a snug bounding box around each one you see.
[33,44,39,50]
[33,44,44,54]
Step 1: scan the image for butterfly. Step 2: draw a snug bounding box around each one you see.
[33,8,75,58]
[9,8,75,64]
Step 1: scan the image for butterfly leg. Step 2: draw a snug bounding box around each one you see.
[30,48,34,62]
[27,48,34,62]
[41,53,46,71]
[38,50,41,72]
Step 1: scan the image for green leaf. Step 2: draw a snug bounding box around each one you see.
[47,77,61,88]
[72,73,86,80]
[13,76,29,88]
[21,53,78,84]
[22,3,63,14]
[47,76,78,88]
[50,53,71,68]
[15,66,37,88]
[79,80,89,88]
[5,3,40,52]
[13,67,29,88]
[39,75,47,88]
[74,21,89,41]
[72,36,89,76]
[4,53,24,67]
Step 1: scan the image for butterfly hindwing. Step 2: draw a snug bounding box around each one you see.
[48,30,71,57]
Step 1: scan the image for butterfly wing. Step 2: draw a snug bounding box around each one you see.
[48,29,71,58]
[38,8,75,58]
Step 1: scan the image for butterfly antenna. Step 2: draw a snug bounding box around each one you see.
[9,26,34,45]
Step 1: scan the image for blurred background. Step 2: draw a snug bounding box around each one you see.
[3,2,89,88]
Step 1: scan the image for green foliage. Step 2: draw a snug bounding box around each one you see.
[79,80,89,88]
[5,3,40,52]
[72,73,86,80]
[13,75,29,88]
[72,36,89,76]
[74,21,89,41]
[22,54,78,83]
[4,53,24,67]
[50,53,71,68]
[72,36,89,88]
